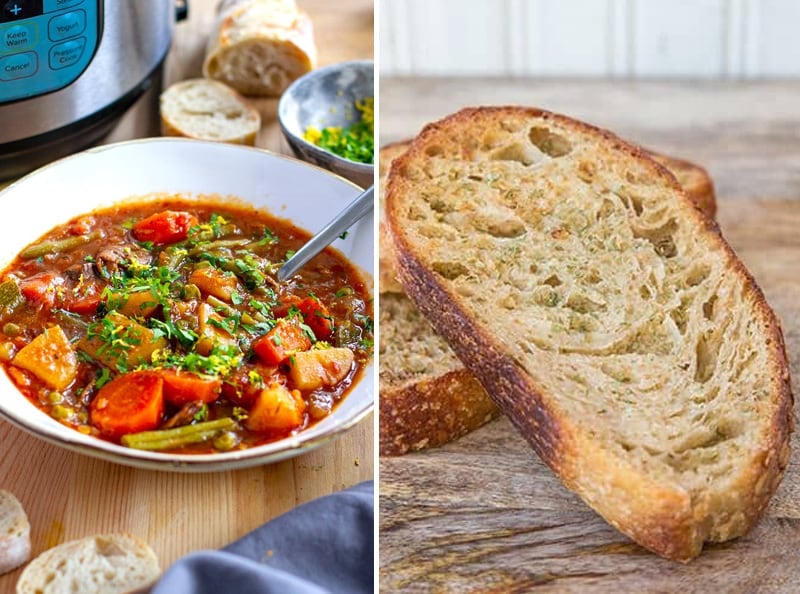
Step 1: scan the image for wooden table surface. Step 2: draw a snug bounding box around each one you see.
[0,2,373,592]
[379,78,800,593]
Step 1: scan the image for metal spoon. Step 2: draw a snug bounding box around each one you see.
[277,185,374,283]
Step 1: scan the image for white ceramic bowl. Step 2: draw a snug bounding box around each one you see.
[0,138,374,472]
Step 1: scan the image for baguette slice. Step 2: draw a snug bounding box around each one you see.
[379,140,717,455]
[0,490,30,575]
[203,0,317,97]
[160,79,261,146]
[16,533,160,594]
[385,106,793,561]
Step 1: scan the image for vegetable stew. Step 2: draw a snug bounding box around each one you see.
[0,197,373,454]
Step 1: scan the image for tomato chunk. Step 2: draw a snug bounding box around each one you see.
[296,297,334,341]
[131,211,198,245]
[158,369,222,406]
[89,371,165,440]
[252,319,311,365]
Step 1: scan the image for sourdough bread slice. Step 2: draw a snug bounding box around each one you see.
[16,533,160,594]
[0,490,30,575]
[384,106,793,561]
[379,140,718,455]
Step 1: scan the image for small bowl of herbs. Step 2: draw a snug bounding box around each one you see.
[278,60,374,188]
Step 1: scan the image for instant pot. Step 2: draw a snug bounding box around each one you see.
[0,0,187,179]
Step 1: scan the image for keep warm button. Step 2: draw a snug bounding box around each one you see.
[0,51,37,80]
[48,9,85,41]
[49,36,84,69]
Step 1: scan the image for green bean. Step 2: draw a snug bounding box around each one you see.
[20,231,101,259]
[212,430,241,451]
[182,283,202,301]
[0,279,22,314]
[162,247,186,271]
[121,417,238,451]
[189,239,249,257]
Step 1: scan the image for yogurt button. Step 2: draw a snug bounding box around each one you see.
[48,9,86,42]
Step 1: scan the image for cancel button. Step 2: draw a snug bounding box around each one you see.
[49,36,86,70]
[0,51,38,81]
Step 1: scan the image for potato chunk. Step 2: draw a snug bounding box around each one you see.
[246,383,306,433]
[189,267,240,301]
[288,347,354,391]
[78,313,167,372]
[195,302,239,356]
[12,325,77,390]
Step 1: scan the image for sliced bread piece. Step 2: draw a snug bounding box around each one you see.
[160,79,261,145]
[380,292,499,455]
[0,490,30,575]
[16,533,160,594]
[379,140,718,455]
[384,106,793,561]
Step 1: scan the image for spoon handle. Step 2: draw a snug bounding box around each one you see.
[277,185,374,283]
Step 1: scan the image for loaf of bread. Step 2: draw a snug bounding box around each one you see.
[379,140,718,456]
[384,106,793,561]
[203,0,317,97]
[0,490,30,575]
[16,533,160,594]
[160,78,261,145]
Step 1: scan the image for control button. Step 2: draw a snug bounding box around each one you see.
[48,34,83,69]
[0,50,37,80]
[43,0,82,13]
[48,8,84,41]
[2,0,42,23]
[2,22,35,52]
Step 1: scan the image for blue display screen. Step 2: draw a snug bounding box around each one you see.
[0,0,100,103]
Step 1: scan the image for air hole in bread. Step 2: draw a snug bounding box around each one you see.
[490,142,540,166]
[425,145,444,157]
[484,217,526,239]
[633,219,678,258]
[596,199,615,220]
[432,261,469,280]
[543,275,562,287]
[703,295,717,320]
[577,160,596,183]
[584,269,601,284]
[695,331,720,383]
[528,126,572,157]
[640,285,652,299]
[566,292,607,314]
[685,263,711,287]
[467,174,482,182]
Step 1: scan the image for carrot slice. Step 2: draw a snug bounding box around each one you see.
[158,369,222,406]
[131,211,198,245]
[252,319,311,365]
[296,297,334,340]
[89,371,165,440]
[19,273,63,308]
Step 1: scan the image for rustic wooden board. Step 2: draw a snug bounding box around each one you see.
[380,199,800,593]
[0,2,373,592]
[379,78,800,593]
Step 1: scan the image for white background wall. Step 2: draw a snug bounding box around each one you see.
[380,0,800,78]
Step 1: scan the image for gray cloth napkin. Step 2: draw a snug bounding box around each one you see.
[151,481,373,594]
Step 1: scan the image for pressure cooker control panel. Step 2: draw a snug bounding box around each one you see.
[0,0,101,104]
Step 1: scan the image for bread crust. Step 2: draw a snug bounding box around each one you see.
[385,106,793,561]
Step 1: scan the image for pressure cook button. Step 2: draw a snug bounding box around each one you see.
[0,50,37,80]
[2,23,35,52]
[48,34,82,69]
[43,0,82,13]
[47,7,83,41]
